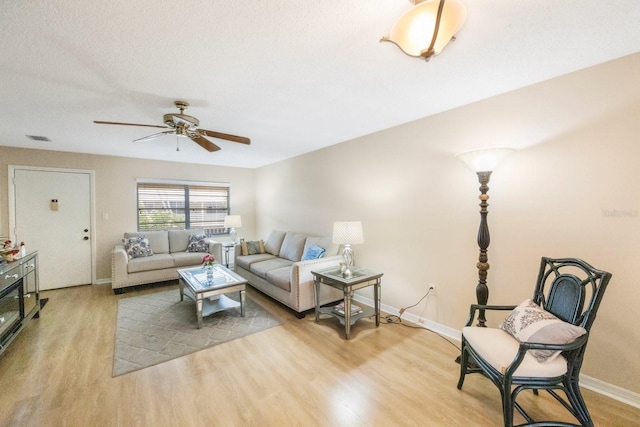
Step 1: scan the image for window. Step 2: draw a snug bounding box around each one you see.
[137,180,230,235]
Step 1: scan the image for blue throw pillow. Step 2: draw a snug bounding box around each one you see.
[302,244,326,261]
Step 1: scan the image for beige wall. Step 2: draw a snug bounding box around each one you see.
[0,149,256,281]
[254,53,640,394]
[1,53,638,396]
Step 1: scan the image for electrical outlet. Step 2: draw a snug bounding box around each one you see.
[428,284,437,296]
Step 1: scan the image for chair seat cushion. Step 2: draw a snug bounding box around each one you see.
[463,327,568,378]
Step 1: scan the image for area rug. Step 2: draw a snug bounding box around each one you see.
[113,288,280,376]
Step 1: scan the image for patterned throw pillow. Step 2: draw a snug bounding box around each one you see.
[499,299,587,363]
[187,234,208,253]
[301,244,326,261]
[123,236,153,259]
[240,239,265,256]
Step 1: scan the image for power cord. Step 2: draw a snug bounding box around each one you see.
[383,286,461,352]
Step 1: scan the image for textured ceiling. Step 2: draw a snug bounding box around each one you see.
[1,1,640,168]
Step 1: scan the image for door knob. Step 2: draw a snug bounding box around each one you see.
[84,229,89,232]
[83,236,89,240]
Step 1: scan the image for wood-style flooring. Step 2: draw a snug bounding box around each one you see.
[1,282,638,426]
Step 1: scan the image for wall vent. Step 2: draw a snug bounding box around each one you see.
[26,135,51,142]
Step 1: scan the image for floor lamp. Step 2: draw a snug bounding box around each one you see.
[457,148,513,327]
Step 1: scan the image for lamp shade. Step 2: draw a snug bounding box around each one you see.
[381,0,466,59]
[223,215,242,228]
[332,221,364,245]
[456,148,514,172]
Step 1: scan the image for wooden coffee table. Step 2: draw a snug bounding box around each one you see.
[177,264,248,328]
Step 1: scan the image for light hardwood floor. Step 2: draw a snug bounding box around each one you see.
[1,282,638,426]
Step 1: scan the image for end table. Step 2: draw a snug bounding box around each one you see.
[312,267,383,339]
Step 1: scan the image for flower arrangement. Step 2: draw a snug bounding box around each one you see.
[201,254,216,268]
[1,240,20,262]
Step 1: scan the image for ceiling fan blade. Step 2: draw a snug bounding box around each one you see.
[134,130,175,143]
[189,134,221,152]
[94,120,168,129]
[199,129,251,145]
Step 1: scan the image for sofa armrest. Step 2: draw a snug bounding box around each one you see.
[112,244,129,288]
[291,255,343,286]
[206,240,223,263]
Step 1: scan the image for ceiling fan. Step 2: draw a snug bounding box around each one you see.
[94,100,251,152]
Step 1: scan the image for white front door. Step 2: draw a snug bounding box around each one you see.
[10,167,94,290]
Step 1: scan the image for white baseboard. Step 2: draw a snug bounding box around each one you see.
[353,295,640,410]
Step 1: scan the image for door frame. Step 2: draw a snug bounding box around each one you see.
[7,165,97,286]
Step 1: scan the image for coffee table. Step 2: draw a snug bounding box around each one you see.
[177,264,248,328]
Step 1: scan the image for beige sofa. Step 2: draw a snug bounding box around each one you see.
[234,230,343,317]
[111,229,222,294]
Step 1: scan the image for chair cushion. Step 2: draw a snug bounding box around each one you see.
[499,299,587,362]
[463,327,568,378]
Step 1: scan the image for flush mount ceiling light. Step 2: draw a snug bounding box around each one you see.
[380,0,467,61]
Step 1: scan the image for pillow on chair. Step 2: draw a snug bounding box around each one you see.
[499,299,587,363]
[241,239,265,256]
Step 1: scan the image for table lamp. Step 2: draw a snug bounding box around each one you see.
[224,215,242,244]
[332,221,364,278]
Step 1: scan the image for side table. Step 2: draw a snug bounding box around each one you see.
[312,266,383,339]
[222,242,236,268]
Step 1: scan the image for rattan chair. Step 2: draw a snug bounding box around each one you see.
[457,257,612,427]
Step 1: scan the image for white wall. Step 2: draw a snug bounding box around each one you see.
[254,53,640,395]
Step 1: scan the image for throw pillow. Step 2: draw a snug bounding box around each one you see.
[301,244,326,261]
[187,234,208,253]
[123,236,153,259]
[499,299,587,363]
[240,239,266,256]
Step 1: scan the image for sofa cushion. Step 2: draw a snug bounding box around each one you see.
[304,236,339,257]
[172,251,208,267]
[250,258,294,279]
[266,266,292,292]
[236,253,276,270]
[302,244,326,261]
[279,232,307,262]
[125,230,169,254]
[168,229,204,253]
[187,234,208,252]
[123,236,154,259]
[241,239,265,255]
[127,253,174,273]
[499,299,587,363]
[264,230,286,255]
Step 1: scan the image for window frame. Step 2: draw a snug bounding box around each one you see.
[136,179,231,236]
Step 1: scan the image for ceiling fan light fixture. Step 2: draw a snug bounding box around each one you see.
[381,0,466,61]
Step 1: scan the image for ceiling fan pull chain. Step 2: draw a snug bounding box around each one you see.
[176,135,180,151]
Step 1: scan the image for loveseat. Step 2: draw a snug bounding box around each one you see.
[234,230,344,317]
[112,229,222,294]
